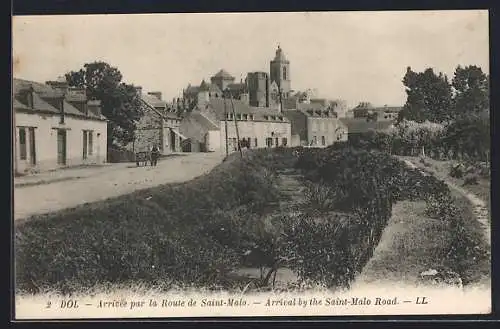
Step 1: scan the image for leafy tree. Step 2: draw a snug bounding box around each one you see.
[65,61,143,148]
[452,65,489,116]
[400,67,454,123]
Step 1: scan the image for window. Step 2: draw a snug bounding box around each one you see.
[254,138,258,147]
[83,131,88,159]
[28,127,36,165]
[283,67,287,80]
[321,136,326,146]
[313,136,317,145]
[232,138,237,151]
[275,137,279,147]
[82,130,94,159]
[19,128,27,160]
[88,131,93,155]
[282,138,288,147]
[266,138,273,148]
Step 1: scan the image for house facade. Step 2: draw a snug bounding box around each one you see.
[125,88,185,154]
[13,77,107,174]
[284,102,348,147]
[180,94,291,155]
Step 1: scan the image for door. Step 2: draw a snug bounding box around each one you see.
[170,130,176,152]
[29,127,36,165]
[57,129,67,165]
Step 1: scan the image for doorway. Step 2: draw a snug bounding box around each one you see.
[170,130,176,152]
[29,127,36,165]
[57,129,67,165]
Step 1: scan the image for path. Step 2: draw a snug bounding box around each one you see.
[14,152,224,221]
[231,167,307,287]
[403,159,491,246]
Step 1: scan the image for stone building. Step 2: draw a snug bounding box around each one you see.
[180,93,291,155]
[13,77,107,174]
[284,102,348,147]
[126,87,184,154]
[349,102,402,121]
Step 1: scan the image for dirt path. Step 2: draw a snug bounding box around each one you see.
[403,159,491,247]
[230,168,306,286]
[14,152,224,221]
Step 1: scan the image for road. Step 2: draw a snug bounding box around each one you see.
[402,158,490,247]
[14,153,224,221]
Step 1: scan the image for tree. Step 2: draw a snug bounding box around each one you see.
[400,67,453,123]
[65,62,143,148]
[452,65,489,116]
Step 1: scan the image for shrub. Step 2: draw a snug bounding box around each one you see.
[15,152,282,294]
[463,174,479,186]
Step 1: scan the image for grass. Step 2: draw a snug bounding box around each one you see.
[403,156,491,206]
[358,194,490,288]
[15,152,283,295]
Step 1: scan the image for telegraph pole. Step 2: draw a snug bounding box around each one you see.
[228,92,243,158]
[223,93,229,157]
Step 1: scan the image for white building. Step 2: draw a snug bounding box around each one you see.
[13,77,107,174]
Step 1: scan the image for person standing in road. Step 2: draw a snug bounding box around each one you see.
[150,144,160,166]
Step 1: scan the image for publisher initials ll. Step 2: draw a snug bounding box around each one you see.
[416,297,428,305]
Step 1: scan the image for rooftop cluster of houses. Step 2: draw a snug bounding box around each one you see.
[12,46,402,174]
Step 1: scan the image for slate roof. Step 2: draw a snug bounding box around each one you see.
[140,92,181,121]
[212,69,235,79]
[141,93,167,108]
[227,83,247,92]
[13,78,106,120]
[339,118,394,134]
[204,98,290,123]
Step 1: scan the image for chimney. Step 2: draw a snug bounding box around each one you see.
[46,76,69,97]
[148,91,162,100]
[88,100,102,117]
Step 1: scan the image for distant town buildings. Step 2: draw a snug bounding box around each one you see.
[178,46,353,153]
[125,87,184,155]
[13,77,107,174]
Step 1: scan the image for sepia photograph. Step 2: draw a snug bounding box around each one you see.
[12,10,491,319]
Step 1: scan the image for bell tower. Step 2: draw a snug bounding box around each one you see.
[269,45,291,98]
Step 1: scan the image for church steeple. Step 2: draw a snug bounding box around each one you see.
[270,45,291,98]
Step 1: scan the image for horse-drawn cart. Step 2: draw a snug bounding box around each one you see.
[135,151,151,167]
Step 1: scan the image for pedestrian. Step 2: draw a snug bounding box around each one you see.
[151,144,160,166]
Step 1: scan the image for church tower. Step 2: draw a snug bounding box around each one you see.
[269,45,291,99]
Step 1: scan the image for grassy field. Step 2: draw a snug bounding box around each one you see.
[357,197,490,288]
[401,156,491,206]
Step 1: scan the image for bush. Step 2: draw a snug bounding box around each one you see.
[15,153,282,294]
[449,163,465,178]
[463,174,479,186]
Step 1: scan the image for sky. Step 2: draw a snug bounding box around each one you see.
[12,10,489,108]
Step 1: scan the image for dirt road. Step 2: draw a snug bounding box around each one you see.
[14,153,224,220]
[402,158,491,247]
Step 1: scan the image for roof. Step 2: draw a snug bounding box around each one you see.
[13,78,106,120]
[184,85,199,95]
[372,106,403,113]
[339,118,394,134]
[212,69,235,80]
[199,80,209,91]
[141,93,166,108]
[204,98,290,123]
[209,83,222,94]
[297,102,327,112]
